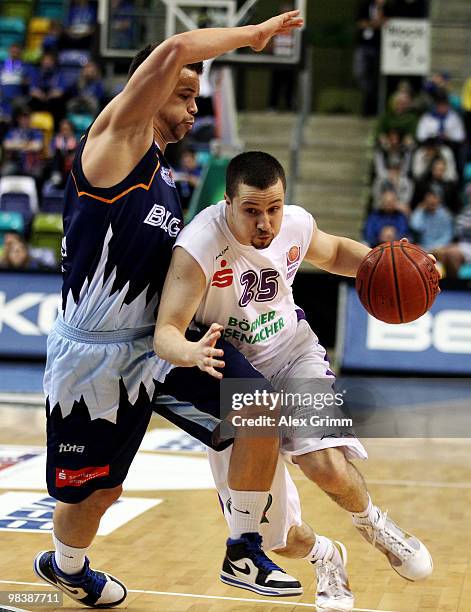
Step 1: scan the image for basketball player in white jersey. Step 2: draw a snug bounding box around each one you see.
[154,152,433,609]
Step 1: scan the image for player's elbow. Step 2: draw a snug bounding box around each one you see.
[153,326,168,359]
[167,33,192,65]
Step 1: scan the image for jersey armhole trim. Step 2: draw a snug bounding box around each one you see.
[70,158,161,204]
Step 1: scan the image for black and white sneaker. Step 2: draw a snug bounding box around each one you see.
[220,532,303,597]
[34,551,127,608]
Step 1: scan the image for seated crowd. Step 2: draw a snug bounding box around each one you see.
[364,74,471,279]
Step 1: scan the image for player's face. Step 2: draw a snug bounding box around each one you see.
[155,68,199,143]
[225,179,285,249]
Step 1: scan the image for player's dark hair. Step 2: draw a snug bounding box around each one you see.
[127,43,204,80]
[226,151,286,199]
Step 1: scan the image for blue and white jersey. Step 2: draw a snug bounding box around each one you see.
[60,133,183,331]
[44,134,181,419]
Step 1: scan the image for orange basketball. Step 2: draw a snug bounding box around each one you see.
[355,241,440,324]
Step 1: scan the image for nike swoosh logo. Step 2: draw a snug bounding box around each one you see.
[55,577,80,595]
[227,559,251,575]
[233,507,250,515]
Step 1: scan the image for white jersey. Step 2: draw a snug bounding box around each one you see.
[175,201,314,376]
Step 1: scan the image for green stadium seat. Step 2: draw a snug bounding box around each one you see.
[2,1,33,20]
[31,213,63,260]
[185,156,229,223]
[0,211,24,245]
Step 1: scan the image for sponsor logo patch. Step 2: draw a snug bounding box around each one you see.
[160,166,176,187]
[286,244,301,279]
[55,465,110,488]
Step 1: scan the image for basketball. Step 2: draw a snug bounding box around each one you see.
[356,241,440,324]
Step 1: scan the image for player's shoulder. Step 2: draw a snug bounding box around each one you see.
[283,204,314,224]
[177,201,225,243]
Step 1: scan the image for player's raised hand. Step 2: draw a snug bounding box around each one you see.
[251,10,304,53]
[191,323,225,379]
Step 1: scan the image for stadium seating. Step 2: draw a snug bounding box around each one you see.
[68,112,94,137]
[0,176,38,213]
[0,17,26,52]
[30,213,62,260]
[31,111,54,152]
[58,49,90,89]
[185,156,228,222]
[0,211,24,245]
[36,0,64,20]
[26,17,50,53]
[41,182,64,214]
[1,1,32,21]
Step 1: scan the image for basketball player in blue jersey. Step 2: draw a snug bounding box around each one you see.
[154,152,434,609]
[33,13,305,608]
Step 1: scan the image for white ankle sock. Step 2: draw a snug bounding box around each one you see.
[352,494,380,524]
[227,489,269,539]
[303,535,334,563]
[53,533,88,575]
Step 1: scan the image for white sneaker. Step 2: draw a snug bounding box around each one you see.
[353,509,433,581]
[314,541,354,611]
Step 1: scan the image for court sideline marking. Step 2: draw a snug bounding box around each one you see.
[0,580,398,611]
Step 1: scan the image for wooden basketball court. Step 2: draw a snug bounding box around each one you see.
[0,402,470,612]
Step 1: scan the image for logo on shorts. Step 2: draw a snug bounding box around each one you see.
[58,443,85,454]
[55,465,110,488]
[160,166,176,188]
[286,245,301,279]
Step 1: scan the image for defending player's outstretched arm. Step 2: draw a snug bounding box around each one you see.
[304,225,371,277]
[154,246,225,379]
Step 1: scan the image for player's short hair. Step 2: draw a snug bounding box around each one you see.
[226,151,286,199]
[127,43,204,80]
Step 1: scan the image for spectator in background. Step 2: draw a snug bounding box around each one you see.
[29,53,66,126]
[67,61,105,116]
[42,21,66,54]
[434,201,471,277]
[1,107,44,179]
[174,148,202,212]
[49,119,78,187]
[409,186,454,251]
[376,91,418,147]
[110,0,137,50]
[374,128,412,178]
[64,0,97,49]
[412,156,461,213]
[416,89,466,172]
[354,0,392,116]
[461,76,471,158]
[412,136,458,182]
[0,234,41,270]
[0,44,31,119]
[364,189,410,247]
[373,158,413,213]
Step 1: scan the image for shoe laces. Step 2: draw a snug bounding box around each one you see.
[315,559,345,598]
[372,510,414,558]
[244,534,284,574]
[61,558,107,595]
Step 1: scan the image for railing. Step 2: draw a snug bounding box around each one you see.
[287,44,313,205]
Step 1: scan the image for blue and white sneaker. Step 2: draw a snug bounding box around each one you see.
[220,532,303,596]
[34,551,127,608]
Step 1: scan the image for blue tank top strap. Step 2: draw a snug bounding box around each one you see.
[54,317,155,344]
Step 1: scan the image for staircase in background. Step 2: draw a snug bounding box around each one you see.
[238,112,374,245]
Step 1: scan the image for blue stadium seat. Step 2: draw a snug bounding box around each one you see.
[37,0,64,19]
[0,193,35,227]
[458,263,471,279]
[0,17,26,48]
[58,49,91,89]
[41,182,64,213]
